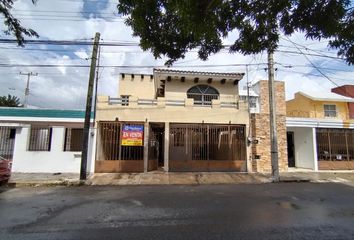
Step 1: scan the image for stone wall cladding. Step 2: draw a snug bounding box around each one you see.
[251,80,288,173]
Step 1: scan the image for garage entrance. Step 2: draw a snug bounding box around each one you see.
[169,123,247,172]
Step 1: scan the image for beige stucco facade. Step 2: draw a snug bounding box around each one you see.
[98,70,248,124]
[95,69,252,173]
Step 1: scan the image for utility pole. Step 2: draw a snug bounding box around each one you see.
[80,32,100,181]
[93,45,101,126]
[20,72,38,108]
[267,50,280,182]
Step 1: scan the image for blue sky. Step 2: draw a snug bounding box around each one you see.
[0,0,352,109]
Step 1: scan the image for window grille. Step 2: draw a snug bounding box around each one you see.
[0,127,16,160]
[324,104,337,117]
[187,85,219,106]
[64,128,83,151]
[121,95,129,106]
[249,97,257,108]
[28,126,52,151]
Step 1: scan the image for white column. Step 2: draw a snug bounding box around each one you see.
[51,126,65,153]
[87,127,97,174]
[312,127,318,171]
[164,122,169,172]
[11,125,29,172]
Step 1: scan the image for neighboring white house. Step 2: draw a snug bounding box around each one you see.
[0,107,95,173]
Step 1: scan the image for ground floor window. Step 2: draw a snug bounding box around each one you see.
[28,126,52,151]
[0,127,16,160]
[64,128,83,151]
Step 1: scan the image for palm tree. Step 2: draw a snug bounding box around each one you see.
[0,95,22,107]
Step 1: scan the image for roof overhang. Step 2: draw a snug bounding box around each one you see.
[153,68,245,84]
[299,92,354,103]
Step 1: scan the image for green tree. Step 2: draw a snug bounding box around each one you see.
[0,0,38,46]
[0,94,22,107]
[117,0,354,65]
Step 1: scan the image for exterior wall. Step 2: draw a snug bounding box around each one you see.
[118,74,156,99]
[251,80,288,173]
[287,93,349,120]
[287,127,316,170]
[165,79,238,102]
[97,100,248,124]
[332,85,354,119]
[11,124,95,173]
[118,73,239,103]
[287,93,313,118]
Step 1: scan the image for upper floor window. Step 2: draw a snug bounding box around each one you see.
[121,95,129,106]
[324,104,337,118]
[249,97,257,108]
[187,85,219,106]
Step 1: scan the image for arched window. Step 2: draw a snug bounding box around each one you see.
[187,85,219,105]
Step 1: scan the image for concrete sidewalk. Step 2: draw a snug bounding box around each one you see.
[89,172,271,185]
[3,171,354,187]
[6,173,81,187]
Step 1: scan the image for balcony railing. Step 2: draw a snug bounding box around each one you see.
[107,97,239,109]
[137,99,157,106]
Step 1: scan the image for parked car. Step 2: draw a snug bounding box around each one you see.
[0,156,12,183]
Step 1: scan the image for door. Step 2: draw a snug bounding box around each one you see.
[287,131,295,167]
[148,123,165,171]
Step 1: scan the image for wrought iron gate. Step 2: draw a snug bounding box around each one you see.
[169,124,247,172]
[317,128,354,170]
[95,121,144,173]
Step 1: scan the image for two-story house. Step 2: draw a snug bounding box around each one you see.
[95,68,289,174]
[286,90,354,170]
[95,69,251,173]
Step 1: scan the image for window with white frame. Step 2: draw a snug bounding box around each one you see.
[324,104,337,118]
[187,85,219,106]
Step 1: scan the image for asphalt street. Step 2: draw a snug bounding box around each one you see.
[1,183,354,240]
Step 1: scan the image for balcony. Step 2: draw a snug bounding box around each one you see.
[102,96,239,109]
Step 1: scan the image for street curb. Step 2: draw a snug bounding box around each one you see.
[3,180,90,187]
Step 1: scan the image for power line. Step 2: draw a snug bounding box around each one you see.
[12,9,119,15]
[0,39,346,61]
[0,16,125,22]
[284,37,340,87]
[35,0,118,4]
[277,69,349,82]
[275,50,343,60]
[0,39,140,46]
[0,63,268,68]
